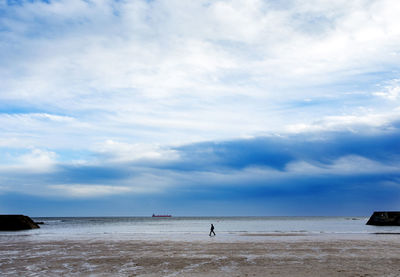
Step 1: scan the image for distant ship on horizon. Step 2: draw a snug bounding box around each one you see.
[152,214,172,218]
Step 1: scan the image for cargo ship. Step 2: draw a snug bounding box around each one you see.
[152,214,172,217]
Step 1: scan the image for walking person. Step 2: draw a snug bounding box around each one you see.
[209,223,216,236]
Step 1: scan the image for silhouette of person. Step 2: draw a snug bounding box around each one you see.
[209,223,216,236]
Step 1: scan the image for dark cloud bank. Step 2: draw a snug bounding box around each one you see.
[2,127,400,216]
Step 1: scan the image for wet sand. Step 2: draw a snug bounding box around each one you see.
[1,235,400,276]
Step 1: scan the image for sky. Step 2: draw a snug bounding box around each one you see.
[1,0,400,216]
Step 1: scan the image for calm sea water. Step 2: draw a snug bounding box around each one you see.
[2,216,400,242]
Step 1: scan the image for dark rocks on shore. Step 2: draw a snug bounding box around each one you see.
[366,211,400,226]
[0,215,40,231]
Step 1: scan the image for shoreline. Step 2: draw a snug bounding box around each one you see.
[2,230,400,244]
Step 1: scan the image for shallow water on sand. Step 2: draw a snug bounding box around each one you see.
[2,216,400,242]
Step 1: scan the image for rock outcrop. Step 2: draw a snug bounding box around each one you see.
[366,211,400,226]
[0,215,40,231]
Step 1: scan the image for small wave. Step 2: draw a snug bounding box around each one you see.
[44,220,63,223]
[241,233,308,237]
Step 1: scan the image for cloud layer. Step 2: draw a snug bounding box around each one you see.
[1,123,400,215]
[1,0,400,215]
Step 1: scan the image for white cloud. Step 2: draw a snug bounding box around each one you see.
[373,79,400,101]
[93,140,179,162]
[0,113,92,148]
[8,148,58,173]
[285,109,400,134]
[1,0,400,151]
[48,184,133,197]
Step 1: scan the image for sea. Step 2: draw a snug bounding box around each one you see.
[1,216,400,242]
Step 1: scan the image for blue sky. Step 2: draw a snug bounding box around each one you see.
[1,0,400,216]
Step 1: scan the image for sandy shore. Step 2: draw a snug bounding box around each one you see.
[1,234,400,276]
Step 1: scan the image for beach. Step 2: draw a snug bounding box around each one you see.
[3,1,400,275]
[1,234,400,276]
